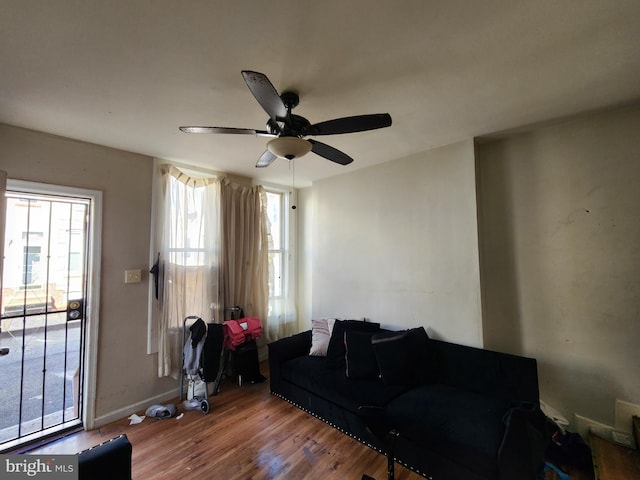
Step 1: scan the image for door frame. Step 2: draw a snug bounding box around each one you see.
[6,179,102,431]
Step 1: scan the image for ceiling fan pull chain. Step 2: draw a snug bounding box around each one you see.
[291,160,297,210]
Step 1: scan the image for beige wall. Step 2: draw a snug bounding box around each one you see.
[301,140,483,347]
[0,124,175,424]
[297,186,314,330]
[476,104,640,427]
[4,102,638,432]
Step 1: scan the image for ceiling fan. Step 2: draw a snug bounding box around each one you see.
[179,70,392,168]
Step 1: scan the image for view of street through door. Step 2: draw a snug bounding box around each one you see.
[0,189,90,450]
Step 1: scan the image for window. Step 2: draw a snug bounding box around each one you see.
[264,187,297,339]
[149,162,293,369]
[265,190,284,302]
[150,164,223,377]
[166,174,212,267]
[22,245,42,287]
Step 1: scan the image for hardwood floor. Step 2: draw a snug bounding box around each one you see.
[28,364,424,479]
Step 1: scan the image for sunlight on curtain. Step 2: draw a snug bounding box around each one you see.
[264,189,298,343]
[220,179,268,324]
[153,164,281,376]
[156,165,222,378]
[0,171,6,315]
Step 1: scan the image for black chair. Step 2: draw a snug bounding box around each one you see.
[78,434,132,480]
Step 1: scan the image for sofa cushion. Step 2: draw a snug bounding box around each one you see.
[309,318,336,356]
[345,330,379,379]
[281,355,407,413]
[431,340,540,404]
[386,384,511,477]
[326,320,380,369]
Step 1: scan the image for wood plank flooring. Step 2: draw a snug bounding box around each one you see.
[28,363,424,479]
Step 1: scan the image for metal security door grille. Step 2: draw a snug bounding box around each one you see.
[0,191,90,449]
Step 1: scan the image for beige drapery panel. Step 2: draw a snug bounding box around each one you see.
[0,171,6,315]
[220,179,269,324]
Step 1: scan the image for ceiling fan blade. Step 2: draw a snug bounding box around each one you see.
[308,113,392,136]
[241,70,287,121]
[308,139,353,165]
[256,150,277,168]
[179,126,274,137]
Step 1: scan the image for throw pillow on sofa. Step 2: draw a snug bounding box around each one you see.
[309,318,336,356]
[326,319,380,369]
[372,327,431,386]
[345,330,380,379]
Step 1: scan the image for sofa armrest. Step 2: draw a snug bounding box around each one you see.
[78,434,132,480]
[268,330,311,390]
[268,330,312,363]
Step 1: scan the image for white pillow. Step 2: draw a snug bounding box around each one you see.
[309,318,336,356]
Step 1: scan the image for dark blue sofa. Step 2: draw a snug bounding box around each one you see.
[268,327,548,480]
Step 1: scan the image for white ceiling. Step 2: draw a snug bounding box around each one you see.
[1,0,639,186]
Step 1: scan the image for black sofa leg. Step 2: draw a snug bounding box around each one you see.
[361,430,398,480]
[358,405,400,480]
[386,430,399,480]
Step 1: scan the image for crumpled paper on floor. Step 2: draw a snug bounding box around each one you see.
[128,413,146,425]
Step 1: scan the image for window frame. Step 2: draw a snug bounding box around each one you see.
[263,185,295,315]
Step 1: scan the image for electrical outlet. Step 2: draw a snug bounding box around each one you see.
[590,425,636,448]
[125,269,141,284]
[615,399,640,432]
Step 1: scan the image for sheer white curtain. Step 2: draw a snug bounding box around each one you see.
[265,267,298,342]
[0,171,6,315]
[156,165,222,378]
[265,190,297,343]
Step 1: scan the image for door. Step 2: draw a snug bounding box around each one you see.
[0,182,99,450]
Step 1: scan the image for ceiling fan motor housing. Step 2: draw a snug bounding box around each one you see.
[280,91,300,109]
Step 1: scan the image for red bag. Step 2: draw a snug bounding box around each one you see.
[223,317,263,350]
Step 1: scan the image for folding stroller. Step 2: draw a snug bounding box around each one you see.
[180,316,210,414]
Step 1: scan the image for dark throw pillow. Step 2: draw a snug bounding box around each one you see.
[345,330,379,380]
[326,320,380,369]
[372,327,431,386]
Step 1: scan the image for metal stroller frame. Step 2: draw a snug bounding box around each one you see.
[179,315,211,414]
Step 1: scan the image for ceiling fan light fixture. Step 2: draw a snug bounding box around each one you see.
[267,136,312,160]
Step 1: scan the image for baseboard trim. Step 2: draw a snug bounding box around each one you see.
[92,388,179,428]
